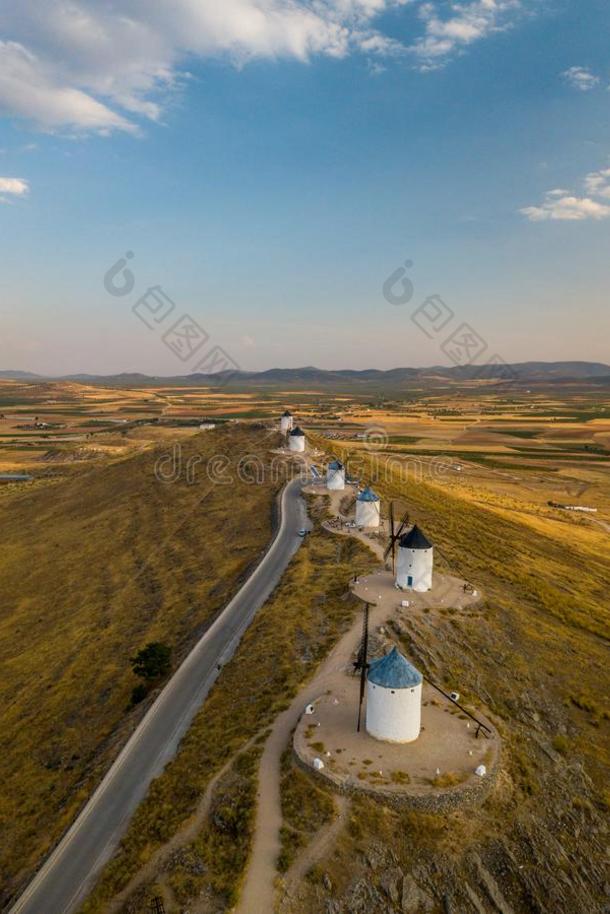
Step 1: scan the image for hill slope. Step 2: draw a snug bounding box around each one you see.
[0,425,280,904]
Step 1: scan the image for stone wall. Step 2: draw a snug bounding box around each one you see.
[292,741,501,814]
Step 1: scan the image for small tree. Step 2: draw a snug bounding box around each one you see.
[130,642,172,682]
[129,682,149,707]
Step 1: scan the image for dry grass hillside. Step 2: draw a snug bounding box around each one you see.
[279,440,609,914]
[0,425,281,906]
[78,501,373,914]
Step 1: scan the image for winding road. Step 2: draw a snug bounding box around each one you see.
[9,477,309,914]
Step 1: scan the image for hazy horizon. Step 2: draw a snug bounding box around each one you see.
[0,358,610,379]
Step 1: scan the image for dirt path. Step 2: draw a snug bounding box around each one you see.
[234,593,388,914]
[236,487,479,914]
[283,795,350,891]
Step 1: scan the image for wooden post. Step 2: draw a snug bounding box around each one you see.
[356,604,369,732]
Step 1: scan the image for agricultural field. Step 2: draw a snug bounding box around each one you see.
[0,377,608,914]
[2,378,609,481]
[0,378,360,478]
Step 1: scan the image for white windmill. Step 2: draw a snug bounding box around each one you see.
[280,410,294,434]
[395,525,433,591]
[354,486,380,527]
[288,426,306,452]
[366,646,423,743]
[326,459,346,491]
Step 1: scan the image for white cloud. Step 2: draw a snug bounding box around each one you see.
[0,0,530,134]
[0,41,137,135]
[411,0,523,69]
[562,66,600,92]
[520,168,610,222]
[583,166,610,199]
[0,1,398,134]
[521,194,610,222]
[0,175,29,203]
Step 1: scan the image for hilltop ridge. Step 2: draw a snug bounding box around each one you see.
[1,361,609,388]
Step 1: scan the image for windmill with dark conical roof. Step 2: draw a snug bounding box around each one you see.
[395,524,433,591]
[280,409,294,434]
[288,426,306,452]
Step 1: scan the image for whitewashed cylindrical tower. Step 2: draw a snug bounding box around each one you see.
[366,647,422,743]
[395,525,433,592]
[280,410,294,434]
[355,486,380,527]
[326,459,345,491]
[288,426,306,452]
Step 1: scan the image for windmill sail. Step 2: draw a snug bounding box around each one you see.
[383,501,410,573]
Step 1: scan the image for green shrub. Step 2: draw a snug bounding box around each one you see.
[129,683,149,707]
[130,642,172,682]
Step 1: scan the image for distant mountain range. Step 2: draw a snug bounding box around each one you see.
[0,370,43,380]
[1,362,609,388]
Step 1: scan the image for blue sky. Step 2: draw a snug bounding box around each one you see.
[0,0,609,374]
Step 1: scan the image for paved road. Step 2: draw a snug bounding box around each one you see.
[9,478,309,914]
